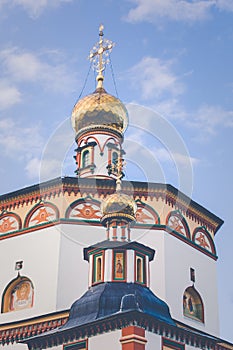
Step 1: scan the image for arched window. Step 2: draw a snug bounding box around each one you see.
[183,286,204,322]
[97,257,102,281]
[135,254,146,284]
[112,151,118,165]
[93,253,104,284]
[2,276,34,313]
[137,258,142,282]
[82,150,90,168]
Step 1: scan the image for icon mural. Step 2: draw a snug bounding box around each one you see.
[114,252,124,280]
[9,280,34,312]
[183,287,203,322]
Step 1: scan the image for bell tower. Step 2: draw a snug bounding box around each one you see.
[71,25,128,179]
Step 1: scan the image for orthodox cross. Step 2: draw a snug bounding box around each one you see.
[89,24,115,87]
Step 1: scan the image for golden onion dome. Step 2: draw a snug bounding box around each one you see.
[71,87,128,138]
[101,191,137,227]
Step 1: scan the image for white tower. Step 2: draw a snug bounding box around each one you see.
[72,25,128,179]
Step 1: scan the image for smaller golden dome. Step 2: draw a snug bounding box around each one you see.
[71,87,128,138]
[101,191,137,226]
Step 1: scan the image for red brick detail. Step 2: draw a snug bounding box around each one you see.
[120,326,147,350]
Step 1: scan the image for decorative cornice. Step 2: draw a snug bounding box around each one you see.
[0,310,69,345]
[21,310,231,350]
[0,177,223,234]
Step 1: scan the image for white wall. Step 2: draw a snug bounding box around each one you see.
[131,227,219,337]
[145,331,161,350]
[56,223,106,310]
[131,228,166,300]
[0,226,61,323]
[1,343,27,350]
[89,330,121,350]
[164,232,219,336]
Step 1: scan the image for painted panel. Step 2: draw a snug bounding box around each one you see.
[113,251,125,281]
[69,203,101,221]
[0,214,21,234]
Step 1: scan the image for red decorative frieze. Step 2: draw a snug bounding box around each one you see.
[0,312,69,345]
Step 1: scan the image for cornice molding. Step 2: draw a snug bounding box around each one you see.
[0,177,223,235]
[0,311,69,345]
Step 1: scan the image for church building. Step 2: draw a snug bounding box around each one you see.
[0,26,232,350]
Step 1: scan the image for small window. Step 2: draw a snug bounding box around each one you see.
[190,268,195,283]
[183,286,204,322]
[135,254,146,284]
[97,257,102,281]
[112,151,118,165]
[82,150,90,168]
[93,253,104,284]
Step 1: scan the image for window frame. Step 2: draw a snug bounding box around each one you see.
[135,252,146,285]
[92,251,105,285]
[63,339,88,350]
[162,338,184,350]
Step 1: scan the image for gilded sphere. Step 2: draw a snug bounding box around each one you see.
[101,192,137,226]
[71,88,128,137]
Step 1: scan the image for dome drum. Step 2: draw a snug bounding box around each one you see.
[101,212,135,227]
[75,124,124,143]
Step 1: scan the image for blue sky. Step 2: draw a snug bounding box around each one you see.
[0,0,232,342]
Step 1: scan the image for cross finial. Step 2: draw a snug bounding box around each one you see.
[116,153,125,192]
[89,24,115,89]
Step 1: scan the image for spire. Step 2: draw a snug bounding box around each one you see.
[89,24,115,89]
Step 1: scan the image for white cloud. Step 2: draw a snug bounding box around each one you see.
[127,56,184,100]
[216,0,233,11]
[151,99,233,139]
[126,0,215,23]
[0,0,7,9]
[152,99,233,139]
[0,118,44,159]
[0,47,77,95]
[125,58,233,139]
[0,117,45,179]
[38,158,63,180]
[25,157,41,179]
[187,104,233,135]
[0,80,21,109]
[171,151,199,166]
[0,117,75,181]
[25,157,62,180]
[12,0,73,18]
